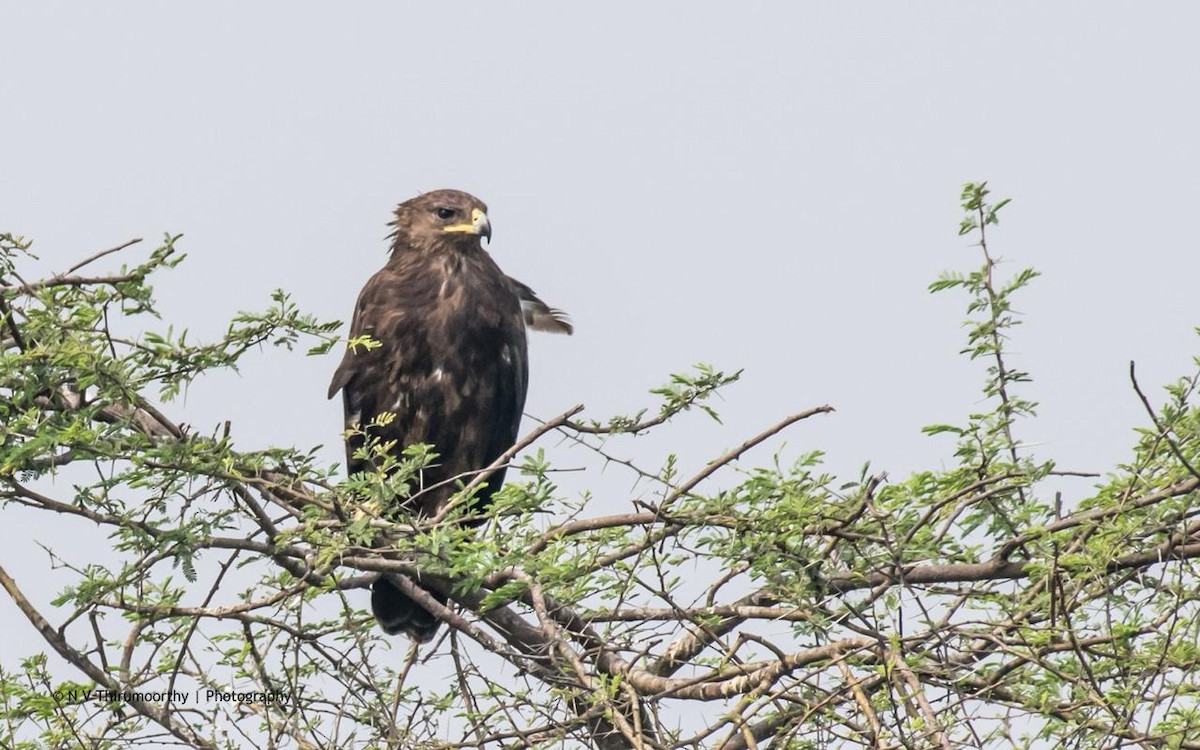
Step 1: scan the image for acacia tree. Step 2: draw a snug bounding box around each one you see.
[2,184,1200,749]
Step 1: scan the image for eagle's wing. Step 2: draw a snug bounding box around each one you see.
[326,268,415,477]
[507,276,573,335]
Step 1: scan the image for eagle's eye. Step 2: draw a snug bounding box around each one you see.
[434,207,456,220]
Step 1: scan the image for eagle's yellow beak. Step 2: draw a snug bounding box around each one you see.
[443,208,492,242]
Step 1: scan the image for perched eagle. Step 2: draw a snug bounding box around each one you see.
[328,189,571,641]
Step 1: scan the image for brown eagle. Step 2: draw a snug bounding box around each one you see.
[328,189,571,641]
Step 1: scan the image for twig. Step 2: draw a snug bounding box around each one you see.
[66,238,143,274]
[1130,360,1200,482]
[661,405,834,509]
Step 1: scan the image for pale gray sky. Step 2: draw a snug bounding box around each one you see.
[3,0,1199,684]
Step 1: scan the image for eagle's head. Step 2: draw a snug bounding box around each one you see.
[389,189,492,253]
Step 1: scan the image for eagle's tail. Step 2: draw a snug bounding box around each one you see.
[371,576,445,642]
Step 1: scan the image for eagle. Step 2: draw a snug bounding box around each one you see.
[328,189,571,641]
